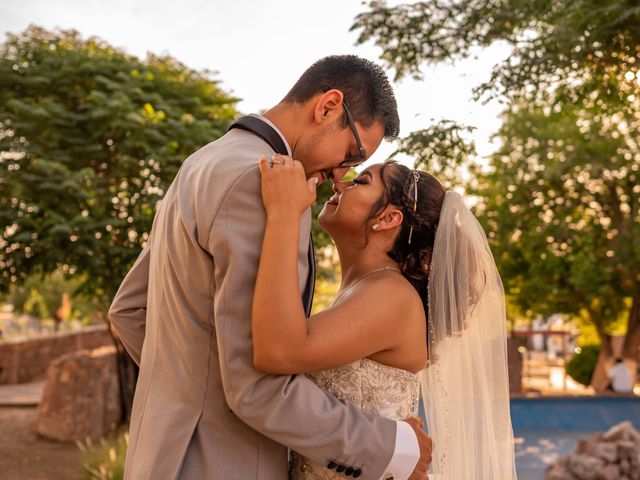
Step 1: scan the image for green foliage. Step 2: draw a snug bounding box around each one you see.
[311,180,337,259]
[566,344,601,386]
[353,1,640,338]
[23,287,48,319]
[391,120,476,189]
[311,274,340,314]
[473,98,640,327]
[352,0,640,108]
[7,269,98,322]
[79,430,127,480]
[0,26,239,306]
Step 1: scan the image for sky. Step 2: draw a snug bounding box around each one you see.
[0,0,512,168]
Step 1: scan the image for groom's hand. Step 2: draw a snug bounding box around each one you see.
[406,416,433,480]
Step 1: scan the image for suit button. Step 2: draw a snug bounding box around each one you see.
[345,467,354,476]
[353,469,362,478]
[336,464,346,473]
[327,461,337,469]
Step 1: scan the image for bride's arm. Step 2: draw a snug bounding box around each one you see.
[252,156,425,375]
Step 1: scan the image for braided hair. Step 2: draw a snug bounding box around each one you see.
[365,161,446,315]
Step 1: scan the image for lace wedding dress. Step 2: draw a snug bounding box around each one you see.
[289,358,420,479]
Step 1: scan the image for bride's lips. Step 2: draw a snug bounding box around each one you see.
[326,195,339,206]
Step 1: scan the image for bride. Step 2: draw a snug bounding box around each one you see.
[252,154,517,479]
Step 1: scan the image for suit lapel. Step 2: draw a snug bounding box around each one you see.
[228,116,316,316]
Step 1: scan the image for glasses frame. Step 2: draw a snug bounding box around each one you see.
[340,100,367,168]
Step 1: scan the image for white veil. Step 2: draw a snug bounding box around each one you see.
[421,191,517,479]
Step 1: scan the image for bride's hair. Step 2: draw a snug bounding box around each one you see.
[367,161,446,314]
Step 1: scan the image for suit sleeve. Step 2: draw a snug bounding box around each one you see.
[207,166,397,480]
[108,246,149,365]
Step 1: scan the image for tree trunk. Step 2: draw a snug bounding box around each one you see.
[621,294,640,387]
[590,296,640,393]
[591,320,614,393]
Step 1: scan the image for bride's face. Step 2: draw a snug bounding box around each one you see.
[318,163,387,238]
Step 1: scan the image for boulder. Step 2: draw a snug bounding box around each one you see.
[593,442,618,463]
[598,464,620,480]
[546,421,640,480]
[567,455,603,480]
[35,346,121,442]
[545,458,575,480]
[602,421,635,442]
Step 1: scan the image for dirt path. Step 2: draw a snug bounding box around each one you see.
[0,406,83,480]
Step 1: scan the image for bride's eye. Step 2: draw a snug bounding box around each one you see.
[352,178,368,185]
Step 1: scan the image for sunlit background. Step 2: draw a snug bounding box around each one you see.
[1,2,639,480]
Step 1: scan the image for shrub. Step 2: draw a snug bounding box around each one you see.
[566,344,601,387]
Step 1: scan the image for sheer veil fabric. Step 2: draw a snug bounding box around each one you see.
[421,191,518,479]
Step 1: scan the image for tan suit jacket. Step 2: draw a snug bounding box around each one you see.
[109,125,396,479]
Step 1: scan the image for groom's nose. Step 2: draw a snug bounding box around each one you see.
[328,166,350,182]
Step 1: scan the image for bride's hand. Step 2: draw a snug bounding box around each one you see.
[258,154,318,219]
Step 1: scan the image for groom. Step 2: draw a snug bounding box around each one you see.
[109,55,433,480]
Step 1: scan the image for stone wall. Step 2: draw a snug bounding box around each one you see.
[0,325,113,385]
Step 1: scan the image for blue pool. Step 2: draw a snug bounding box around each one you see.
[512,397,640,479]
[420,396,640,479]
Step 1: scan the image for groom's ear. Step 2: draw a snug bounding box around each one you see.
[313,89,344,125]
[376,207,404,231]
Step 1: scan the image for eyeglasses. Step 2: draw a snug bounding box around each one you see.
[340,100,367,168]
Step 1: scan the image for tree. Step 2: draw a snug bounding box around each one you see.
[474,99,640,390]
[5,269,96,330]
[0,26,240,306]
[391,119,476,190]
[352,0,640,390]
[0,25,240,419]
[352,0,640,107]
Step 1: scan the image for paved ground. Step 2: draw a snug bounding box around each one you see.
[0,379,44,406]
[0,406,83,480]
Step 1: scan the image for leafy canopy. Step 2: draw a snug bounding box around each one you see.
[0,26,239,305]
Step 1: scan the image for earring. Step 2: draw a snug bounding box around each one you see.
[372,224,379,231]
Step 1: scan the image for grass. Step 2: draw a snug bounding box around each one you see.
[77,430,128,480]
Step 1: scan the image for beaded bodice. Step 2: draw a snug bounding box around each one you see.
[290,358,421,479]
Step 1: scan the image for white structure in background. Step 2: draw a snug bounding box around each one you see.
[531,316,546,351]
[547,313,569,359]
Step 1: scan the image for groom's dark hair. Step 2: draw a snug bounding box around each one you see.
[283,55,400,140]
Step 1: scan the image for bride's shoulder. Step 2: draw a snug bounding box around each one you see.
[360,272,424,316]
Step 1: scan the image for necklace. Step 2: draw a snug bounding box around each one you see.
[333,266,401,305]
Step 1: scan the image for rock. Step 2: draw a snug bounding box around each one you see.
[618,440,638,461]
[545,421,640,480]
[602,421,634,443]
[545,461,575,480]
[630,455,640,480]
[567,454,604,480]
[598,464,621,480]
[576,438,596,456]
[620,459,630,474]
[35,346,120,442]
[593,442,618,463]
